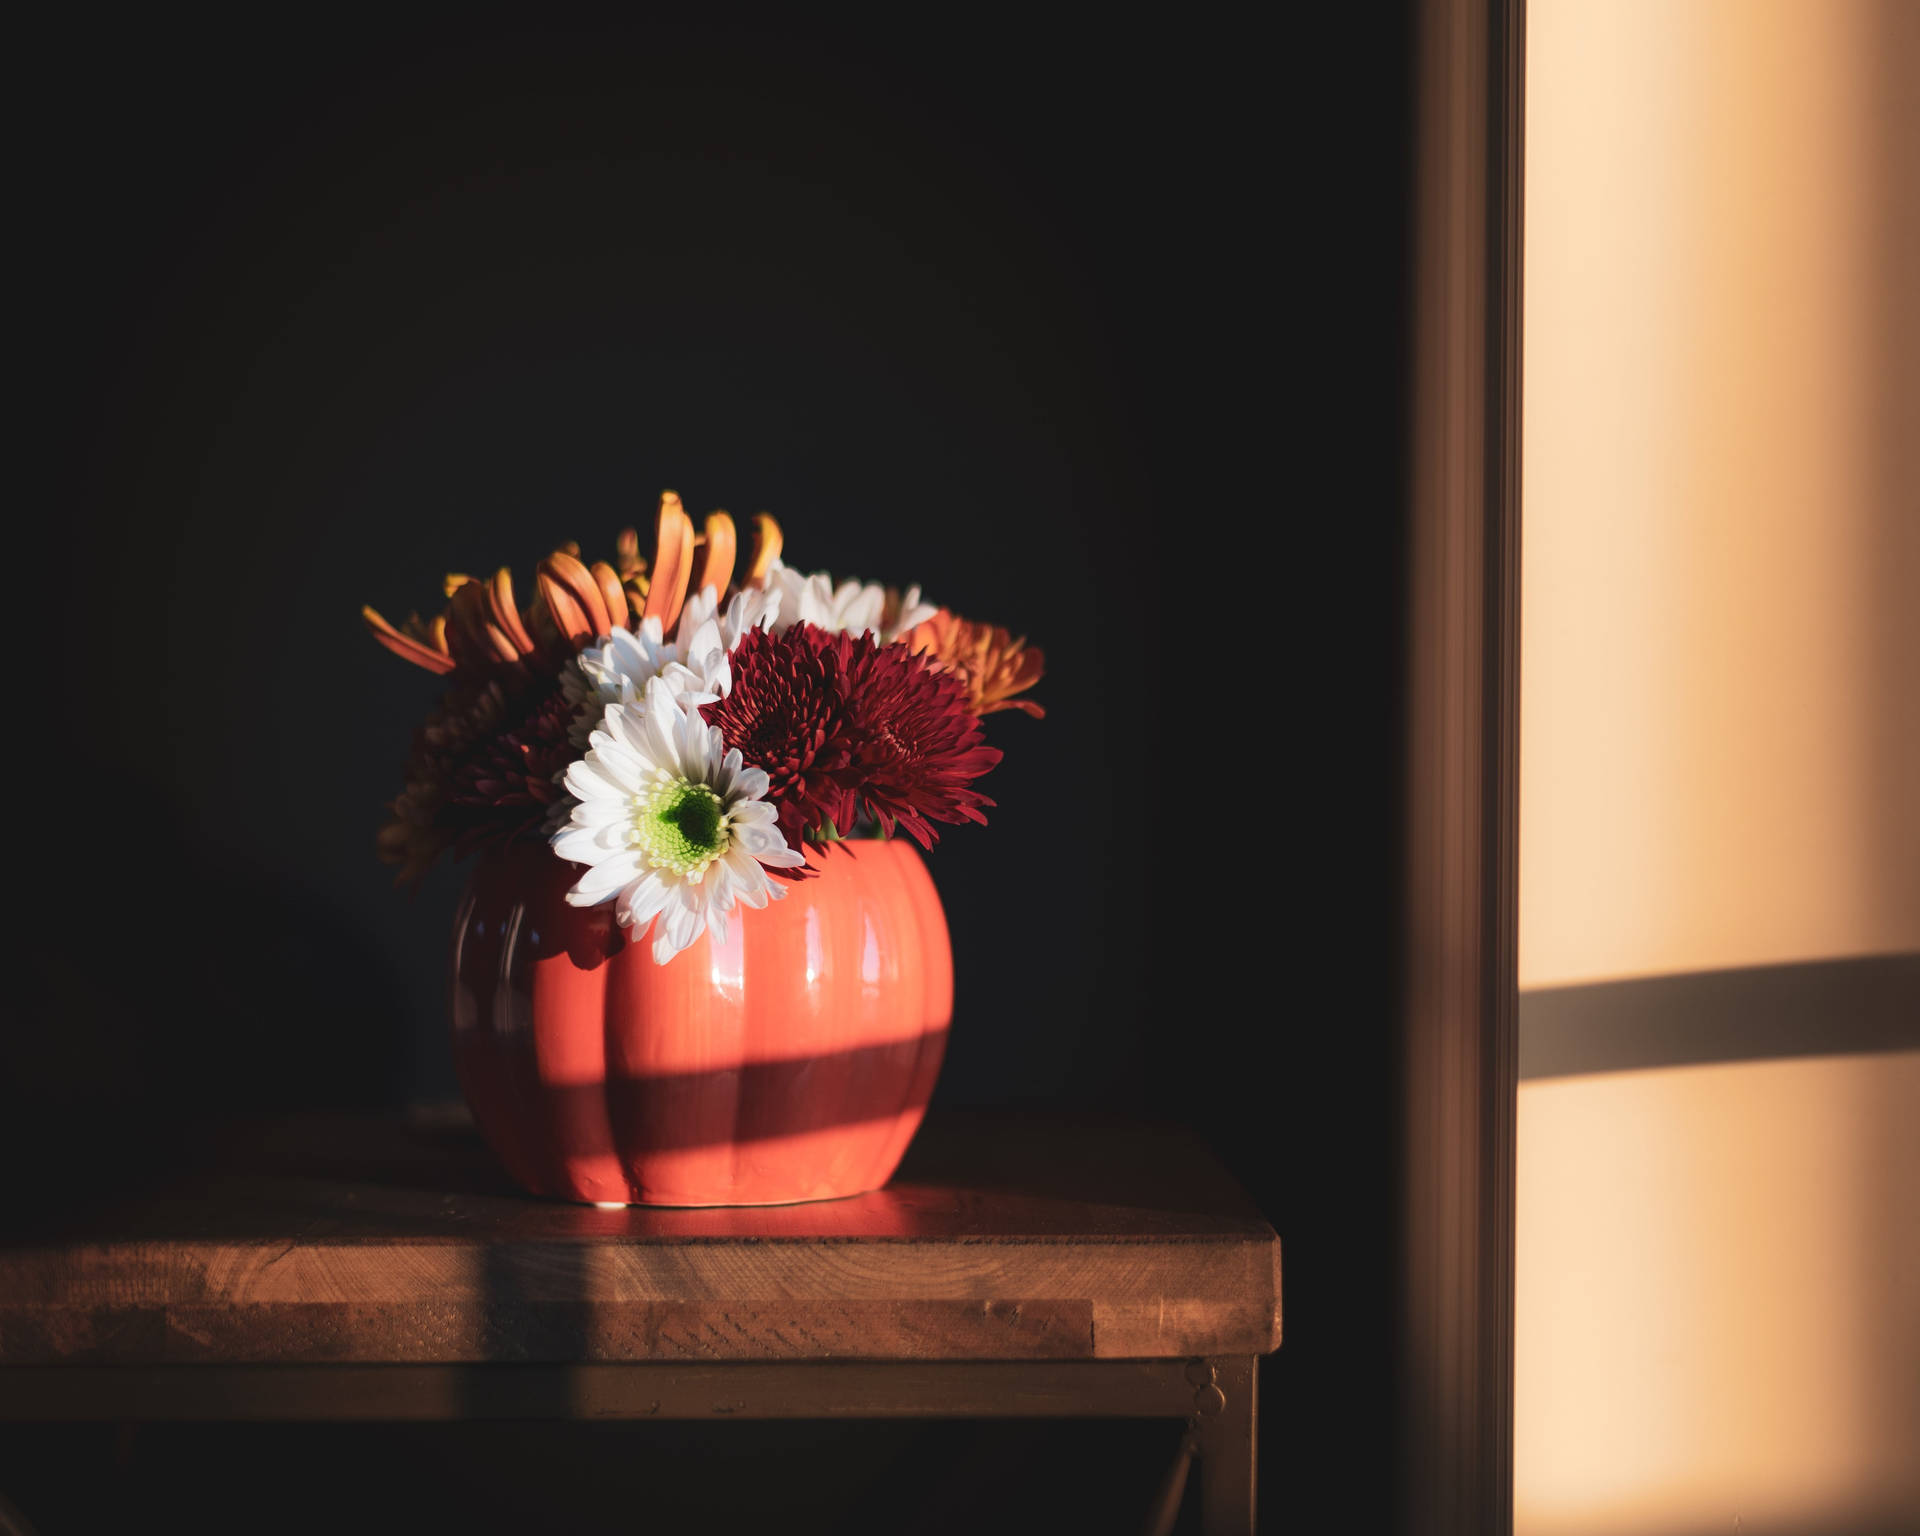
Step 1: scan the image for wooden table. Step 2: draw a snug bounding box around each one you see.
[0,1111,1281,1534]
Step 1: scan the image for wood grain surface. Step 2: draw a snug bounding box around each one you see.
[0,1112,1281,1367]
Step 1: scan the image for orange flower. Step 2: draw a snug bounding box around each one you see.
[905,610,1045,719]
[362,495,786,683]
[362,556,576,684]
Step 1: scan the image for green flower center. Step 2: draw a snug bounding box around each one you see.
[634,779,731,877]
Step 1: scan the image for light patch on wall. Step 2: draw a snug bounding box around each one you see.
[1516,1051,1920,1535]
[1520,0,1920,991]
[1519,0,1920,1530]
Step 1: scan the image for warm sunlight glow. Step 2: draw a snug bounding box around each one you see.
[1516,1053,1920,1534]
[1519,2,1920,1531]
[1520,0,1920,992]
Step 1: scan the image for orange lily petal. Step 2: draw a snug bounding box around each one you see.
[743,512,783,582]
[536,569,595,650]
[444,580,502,670]
[590,561,631,630]
[482,621,521,664]
[523,595,570,669]
[538,549,613,639]
[642,491,697,632]
[362,605,457,674]
[687,511,737,602]
[488,568,536,655]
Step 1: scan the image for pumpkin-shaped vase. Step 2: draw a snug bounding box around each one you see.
[450,836,952,1205]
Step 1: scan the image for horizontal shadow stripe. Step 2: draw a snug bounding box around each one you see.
[1519,952,1920,1080]
[492,1030,951,1153]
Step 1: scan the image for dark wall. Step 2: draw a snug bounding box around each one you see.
[19,12,1410,1529]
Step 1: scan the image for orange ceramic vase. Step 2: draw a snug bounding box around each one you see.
[450,836,952,1206]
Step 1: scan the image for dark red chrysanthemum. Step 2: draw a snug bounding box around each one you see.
[701,623,1001,858]
[700,625,860,853]
[837,634,1002,849]
[447,680,574,814]
[378,678,575,882]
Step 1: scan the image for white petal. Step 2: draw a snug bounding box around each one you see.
[604,704,657,761]
[636,686,682,770]
[677,708,713,783]
[732,821,789,857]
[567,852,643,904]
[588,820,631,851]
[681,614,723,668]
[570,795,631,829]
[674,586,720,648]
[564,757,626,804]
[597,739,657,792]
[618,873,671,931]
[722,846,770,900]
[652,894,705,963]
[551,826,608,865]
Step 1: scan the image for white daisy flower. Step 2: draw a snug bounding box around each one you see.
[672,583,784,698]
[762,559,936,642]
[560,584,782,745]
[552,675,806,964]
[562,615,693,747]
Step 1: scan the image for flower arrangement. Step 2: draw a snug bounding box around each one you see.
[364,492,1044,963]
